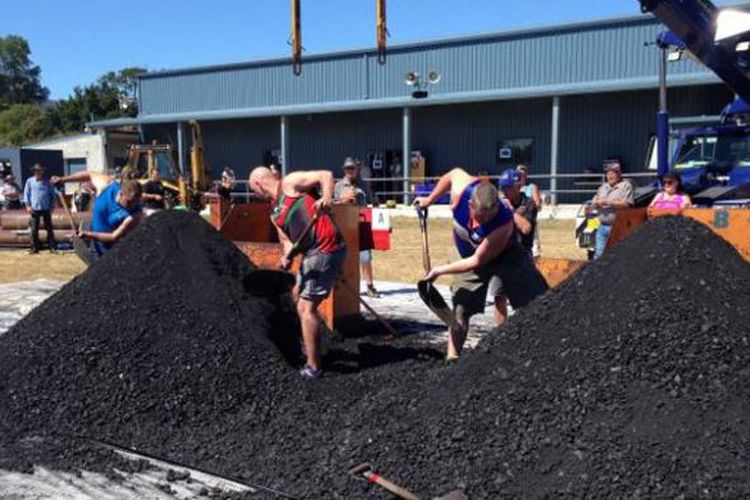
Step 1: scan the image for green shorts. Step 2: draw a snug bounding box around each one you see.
[451,245,548,321]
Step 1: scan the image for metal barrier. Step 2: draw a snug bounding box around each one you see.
[211,171,658,206]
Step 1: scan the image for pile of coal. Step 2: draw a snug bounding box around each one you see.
[3,214,750,499]
[372,215,750,497]
[0,210,300,476]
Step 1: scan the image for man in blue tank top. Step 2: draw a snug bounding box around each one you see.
[415,167,548,360]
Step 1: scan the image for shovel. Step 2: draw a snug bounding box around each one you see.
[56,191,93,266]
[414,205,463,336]
[349,463,467,500]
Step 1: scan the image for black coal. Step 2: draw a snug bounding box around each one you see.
[2,214,750,498]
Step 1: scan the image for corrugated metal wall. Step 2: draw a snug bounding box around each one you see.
[138,15,715,117]
[165,84,731,200]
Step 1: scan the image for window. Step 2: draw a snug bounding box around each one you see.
[65,158,87,175]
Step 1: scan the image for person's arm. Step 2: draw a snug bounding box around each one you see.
[682,194,692,208]
[513,209,533,235]
[531,184,542,209]
[272,221,294,269]
[285,170,335,211]
[414,167,472,208]
[426,221,514,279]
[648,192,660,208]
[24,180,32,212]
[81,215,139,244]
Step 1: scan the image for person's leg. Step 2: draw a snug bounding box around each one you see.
[297,296,323,371]
[360,250,380,297]
[494,246,549,311]
[448,271,487,359]
[594,224,611,259]
[29,211,41,253]
[494,295,508,326]
[42,210,55,251]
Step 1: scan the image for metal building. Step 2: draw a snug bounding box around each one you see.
[90,11,734,201]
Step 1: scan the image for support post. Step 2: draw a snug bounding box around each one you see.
[657,46,669,178]
[550,96,560,205]
[280,115,289,176]
[402,107,412,205]
[177,121,186,175]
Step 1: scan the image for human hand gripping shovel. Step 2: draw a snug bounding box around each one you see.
[414,205,466,350]
[56,190,93,266]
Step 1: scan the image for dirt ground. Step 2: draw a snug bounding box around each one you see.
[0,219,583,285]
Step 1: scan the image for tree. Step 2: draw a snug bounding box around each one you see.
[0,35,49,105]
[0,104,54,146]
[48,67,147,133]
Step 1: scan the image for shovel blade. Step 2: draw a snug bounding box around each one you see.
[417,280,461,331]
[71,236,93,266]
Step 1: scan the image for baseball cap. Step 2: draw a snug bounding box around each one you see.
[343,157,357,169]
[603,159,621,172]
[498,168,520,188]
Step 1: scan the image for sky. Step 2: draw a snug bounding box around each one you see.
[0,0,734,99]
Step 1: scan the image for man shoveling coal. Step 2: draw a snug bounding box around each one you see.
[249,166,347,380]
[414,167,548,361]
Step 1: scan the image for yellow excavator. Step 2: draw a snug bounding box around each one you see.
[124,121,210,210]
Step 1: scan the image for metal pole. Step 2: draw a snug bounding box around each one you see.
[280,115,289,176]
[656,46,669,178]
[402,107,411,205]
[550,96,560,205]
[176,121,185,175]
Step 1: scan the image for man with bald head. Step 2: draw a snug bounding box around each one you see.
[248,165,346,380]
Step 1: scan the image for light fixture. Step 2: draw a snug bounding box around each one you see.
[404,69,441,99]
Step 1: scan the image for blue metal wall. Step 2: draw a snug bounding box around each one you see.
[155,83,730,193]
[137,14,715,118]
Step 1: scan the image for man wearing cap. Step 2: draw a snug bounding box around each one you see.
[23,164,57,254]
[414,167,548,360]
[335,157,380,298]
[490,168,540,325]
[590,159,634,259]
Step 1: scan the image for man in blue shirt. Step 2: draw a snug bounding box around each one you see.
[24,164,57,254]
[79,179,143,260]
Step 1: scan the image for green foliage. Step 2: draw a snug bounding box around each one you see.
[0,35,49,105]
[49,67,147,133]
[0,104,54,146]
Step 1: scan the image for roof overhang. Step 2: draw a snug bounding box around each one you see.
[88,72,720,129]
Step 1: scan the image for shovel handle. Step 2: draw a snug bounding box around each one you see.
[363,470,420,500]
[57,191,78,233]
[415,205,431,273]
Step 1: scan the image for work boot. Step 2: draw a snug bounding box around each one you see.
[27,248,39,255]
[366,284,381,298]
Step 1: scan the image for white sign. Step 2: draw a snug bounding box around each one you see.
[371,208,390,230]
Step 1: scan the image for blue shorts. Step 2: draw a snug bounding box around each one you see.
[359,249,372,263]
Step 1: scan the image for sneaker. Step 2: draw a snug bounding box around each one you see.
[366,285,381,298]
[299,365,322,380]
[27,249,39,255]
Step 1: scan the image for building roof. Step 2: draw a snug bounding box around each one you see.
[90,9,734,128]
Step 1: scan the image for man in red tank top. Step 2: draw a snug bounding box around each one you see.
[249,166,346,380]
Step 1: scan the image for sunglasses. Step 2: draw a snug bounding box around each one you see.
[663,180,676,186]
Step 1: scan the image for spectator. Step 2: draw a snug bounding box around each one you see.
[491,168,540,325]
[142,169,166,215]
[334,157,381,298]
[23,164,57,254]
[590,159,634,259]
[218,167,236,201]
[649,172,692,210]
[2,174,23,210]
[79,180,143,261]
[516,164,542,257]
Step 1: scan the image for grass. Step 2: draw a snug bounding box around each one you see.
[0,218,584,285]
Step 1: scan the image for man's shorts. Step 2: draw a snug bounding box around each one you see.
[297,249,347,300]
[451,245,548,320]
[359,249,373,264]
